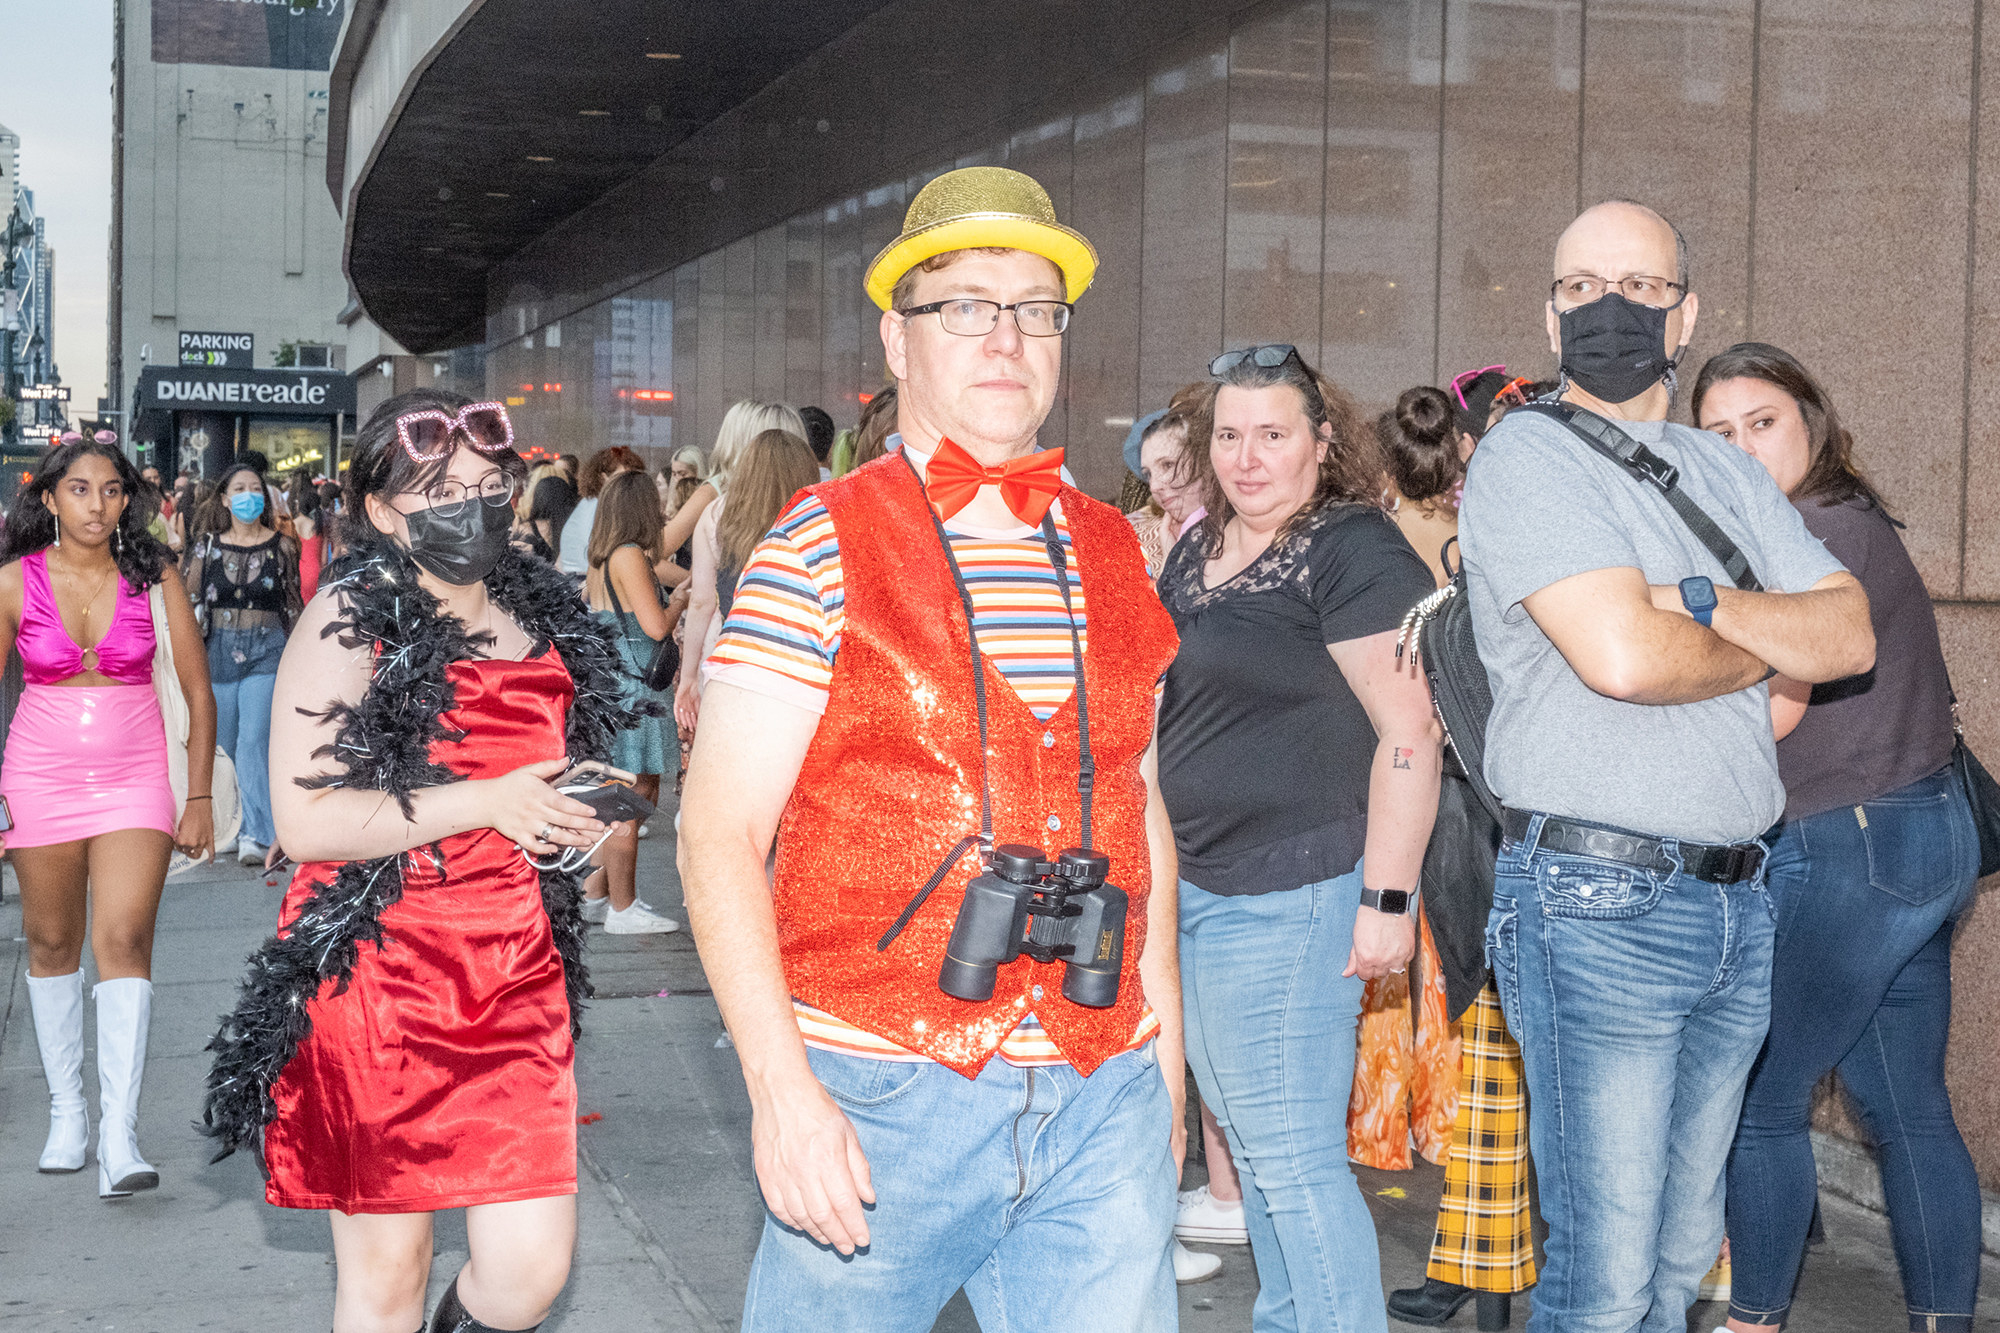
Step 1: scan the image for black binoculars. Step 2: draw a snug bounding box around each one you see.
[939,844,1128,1009]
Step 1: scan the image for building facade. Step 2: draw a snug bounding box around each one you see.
[1,121,63,448]
[333,0,2000,1191]
[111,0,357,473]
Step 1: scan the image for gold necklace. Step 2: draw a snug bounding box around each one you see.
[51,550,117,671]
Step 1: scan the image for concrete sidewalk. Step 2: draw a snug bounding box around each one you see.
[2,810,1997,1329]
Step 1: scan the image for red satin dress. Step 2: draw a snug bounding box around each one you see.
[263,650,579,1214]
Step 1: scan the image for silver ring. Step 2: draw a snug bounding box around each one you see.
[539,824,553,842]
[1390,967,1406,975]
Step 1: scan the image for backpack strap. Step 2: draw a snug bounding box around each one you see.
[1519,401,1763,592]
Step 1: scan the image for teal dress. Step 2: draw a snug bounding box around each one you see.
[595,548,673,775]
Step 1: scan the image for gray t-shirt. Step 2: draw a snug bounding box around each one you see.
[1459,410,1846,844]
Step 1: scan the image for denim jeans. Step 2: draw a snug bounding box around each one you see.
[1487,813,1775,1333]
[208,627,283,848]
[1181,867,1385,1333]
[1726,765,1982,1333]
[740,1042,1176,1332]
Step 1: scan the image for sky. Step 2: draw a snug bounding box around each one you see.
[1,0,115,412]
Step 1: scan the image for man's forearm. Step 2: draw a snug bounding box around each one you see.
[680,835,817,1098]
[1711,580,1874,683]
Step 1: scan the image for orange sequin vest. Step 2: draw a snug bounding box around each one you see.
[772,455,1179,1078]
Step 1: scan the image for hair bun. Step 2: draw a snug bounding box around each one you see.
[1394,386,1456,449]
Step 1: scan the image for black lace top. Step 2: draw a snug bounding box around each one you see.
[185,533,303,634]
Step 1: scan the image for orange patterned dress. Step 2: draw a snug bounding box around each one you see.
[1346,908,1461,1168]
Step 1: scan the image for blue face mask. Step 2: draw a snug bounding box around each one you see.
[229,491,266,523]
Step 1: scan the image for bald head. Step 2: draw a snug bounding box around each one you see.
[1555,201,1687,290]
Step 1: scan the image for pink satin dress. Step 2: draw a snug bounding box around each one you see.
[263,649,580,1214]
[0,551,175,847]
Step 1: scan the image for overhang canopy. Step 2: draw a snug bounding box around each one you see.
[335,0,893,353]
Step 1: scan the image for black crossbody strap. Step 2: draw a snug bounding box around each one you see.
[1040,512,1094,850]
[1521,401,1763,592]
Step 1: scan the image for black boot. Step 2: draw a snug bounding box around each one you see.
[428,1278,541,1333]
[1387,1278,1475,1326]
[1476,1293,1512,1331]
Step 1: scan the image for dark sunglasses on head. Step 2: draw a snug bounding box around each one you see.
[394,402,516,464]
[1209,344,1302,378]
[1209,343,1328,424]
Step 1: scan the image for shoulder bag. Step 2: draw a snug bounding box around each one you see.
[150,582,242,865]
[603,553,681,692]
[1399,401,1764,823]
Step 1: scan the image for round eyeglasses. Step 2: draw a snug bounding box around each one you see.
[898,298,1073,337]
[410,470,518,518]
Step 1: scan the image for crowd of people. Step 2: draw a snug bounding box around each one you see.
[2,162,1985,1333]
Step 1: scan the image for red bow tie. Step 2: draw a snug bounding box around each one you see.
[922,437,1066,527]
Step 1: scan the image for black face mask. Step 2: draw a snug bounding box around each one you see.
[1557,290,1685,404]
[403,495,512,586]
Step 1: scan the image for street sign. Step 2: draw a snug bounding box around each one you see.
[178,331,255,369]
[19,384,69,401]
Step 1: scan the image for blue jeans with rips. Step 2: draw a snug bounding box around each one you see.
[1726,765,1982,1333]
[740,1041,1176,1333]
[1180,866,1385,1333]
[1487,812,1775,1333]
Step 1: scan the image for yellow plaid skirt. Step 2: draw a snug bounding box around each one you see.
[1426,981,1538,1291]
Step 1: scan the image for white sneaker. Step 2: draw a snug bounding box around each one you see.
[1172,1239,1222,1284]
[212,837,238,857]
[237,840,266,867]
[1176,1184,1249,1244]
[579,894,611,924]
[604,900,680,935]
[637,823,652,840]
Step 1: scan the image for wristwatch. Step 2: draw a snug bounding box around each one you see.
[1359,888,1415,916]
[1679,575,1718,627]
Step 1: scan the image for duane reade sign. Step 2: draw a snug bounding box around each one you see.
[136,366,357,418]
[156,375,331,407]
[178,331,254,369]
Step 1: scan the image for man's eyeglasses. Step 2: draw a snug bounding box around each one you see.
[407,469,518,519]
[1449,364,1505,411]
[1551,274,1687,308]
[898,298,1073,337]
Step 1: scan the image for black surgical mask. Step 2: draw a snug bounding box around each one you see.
[1557,290,1685,405]
[403,495,512,586]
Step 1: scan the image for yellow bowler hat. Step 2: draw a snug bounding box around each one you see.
[864,166,1098,311]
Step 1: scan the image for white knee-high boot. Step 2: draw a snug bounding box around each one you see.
[26,971,89,1172]
[93,977,159,1198]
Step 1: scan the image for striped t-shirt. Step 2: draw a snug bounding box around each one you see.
[703,460,1155,1066]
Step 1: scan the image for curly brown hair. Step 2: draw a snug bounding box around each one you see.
[1183,351,1380,553]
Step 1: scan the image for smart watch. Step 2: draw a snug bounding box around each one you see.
[1359,888,1414,916]
[1679,575,1718,628]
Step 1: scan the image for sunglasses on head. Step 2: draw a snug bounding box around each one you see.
[1209,343,1330,426]
[1491,375,1537,409]
[1210,344,1303,378]
[394,402,516,464]
[1448,364,1506,411]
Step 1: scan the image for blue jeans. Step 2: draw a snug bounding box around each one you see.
[1726,766,1982,1332]
[1487,813,1775,1333]
[740,1042,1176,1332]
[208,627,282,848]
[1181,867,1385,1333]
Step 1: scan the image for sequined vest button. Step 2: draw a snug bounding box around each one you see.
[772,456,1179,1078]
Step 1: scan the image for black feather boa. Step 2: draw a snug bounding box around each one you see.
[199,536,643,1161]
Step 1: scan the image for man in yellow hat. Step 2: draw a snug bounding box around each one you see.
[680,166,1187,1329]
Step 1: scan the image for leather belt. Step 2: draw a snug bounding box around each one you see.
[1502,808,1765,885]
